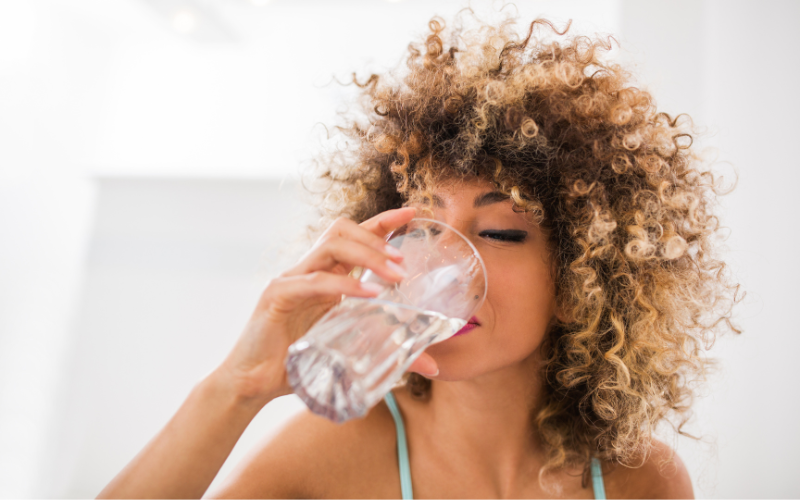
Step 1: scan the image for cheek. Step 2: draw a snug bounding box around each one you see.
[486,257,556,341]
[425,248,557,377]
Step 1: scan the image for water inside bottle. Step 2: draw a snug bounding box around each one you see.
[285,296,467,423]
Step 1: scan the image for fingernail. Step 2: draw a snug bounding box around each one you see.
[360,282,384,294]
[425,369,439,377]
[384,244,404,260]
[385,259,408,279]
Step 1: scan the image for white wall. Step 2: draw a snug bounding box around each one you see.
[0,0,797,497]
[41,178,316,496]
[620,1,800,497]
[0,179,97,498]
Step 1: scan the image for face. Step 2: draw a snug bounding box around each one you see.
[409,177,560,381]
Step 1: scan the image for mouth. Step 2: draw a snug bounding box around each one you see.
[452,316,480,337]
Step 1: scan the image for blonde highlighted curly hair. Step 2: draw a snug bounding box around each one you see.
[303,10,742,480]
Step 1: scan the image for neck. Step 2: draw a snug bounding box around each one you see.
[421,348,547,487]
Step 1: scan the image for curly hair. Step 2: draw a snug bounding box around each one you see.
[301,10,742,483]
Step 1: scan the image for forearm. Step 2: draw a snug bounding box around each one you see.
[97,372,270,499]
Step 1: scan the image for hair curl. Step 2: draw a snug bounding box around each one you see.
[302,10,742,483]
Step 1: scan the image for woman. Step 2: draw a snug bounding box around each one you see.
[99,12,740,499]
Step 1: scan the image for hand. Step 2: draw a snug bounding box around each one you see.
[212,207,439,406]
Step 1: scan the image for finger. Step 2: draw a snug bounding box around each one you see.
[327,216,407,262]
[263,271,385,308]
[359,206,417,238]
[407,351,439,377]
[320,210,415,252]
[285,237,408,282]
[283,216,408,278]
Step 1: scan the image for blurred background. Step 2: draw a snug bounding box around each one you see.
[0,0,797,497]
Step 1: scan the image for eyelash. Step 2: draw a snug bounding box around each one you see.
[479,230,528,243]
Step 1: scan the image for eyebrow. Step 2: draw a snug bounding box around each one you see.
[431,191,511,208]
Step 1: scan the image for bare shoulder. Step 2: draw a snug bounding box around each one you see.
[206,396,400,499]
[603,439,694,499]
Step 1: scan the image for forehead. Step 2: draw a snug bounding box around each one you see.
[409,175,549,227]
[418,178,513,209]
[407,179,544,228]
[430,190,512,209]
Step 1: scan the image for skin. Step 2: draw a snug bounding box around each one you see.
[98,177,694,499]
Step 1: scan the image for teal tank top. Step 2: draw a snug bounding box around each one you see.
[383,391,607,499]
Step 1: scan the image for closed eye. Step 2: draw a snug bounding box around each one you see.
[479,230,528,243]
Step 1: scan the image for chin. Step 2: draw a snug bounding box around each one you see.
[423,350,489,382]
[429,366,490,382]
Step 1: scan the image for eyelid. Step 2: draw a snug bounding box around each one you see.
[478,229,528,242]
[479,229,528,235]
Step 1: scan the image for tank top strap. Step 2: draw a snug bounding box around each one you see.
[591,457,607,499]
[384,391,414,499]
[385,391,604,500]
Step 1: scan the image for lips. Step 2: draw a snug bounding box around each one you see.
[452,316,480,337]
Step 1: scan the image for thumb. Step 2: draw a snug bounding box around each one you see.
[407,351,439,377]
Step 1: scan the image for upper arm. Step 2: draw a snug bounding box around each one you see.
[636,439,694,499]
[605,439,694,499]
[204,409,334,499]
[648,440,694,499]
[204,402,396,499]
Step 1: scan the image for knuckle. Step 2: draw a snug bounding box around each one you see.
[260,277,282,301]
[325,236,343,250]
[318,231,342,248]
[264,276,282,290]
[332,216,352,229]
[305,271,325,283]
[315,232,333,245]
[319,217,347,238]
[313,238,340,259]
